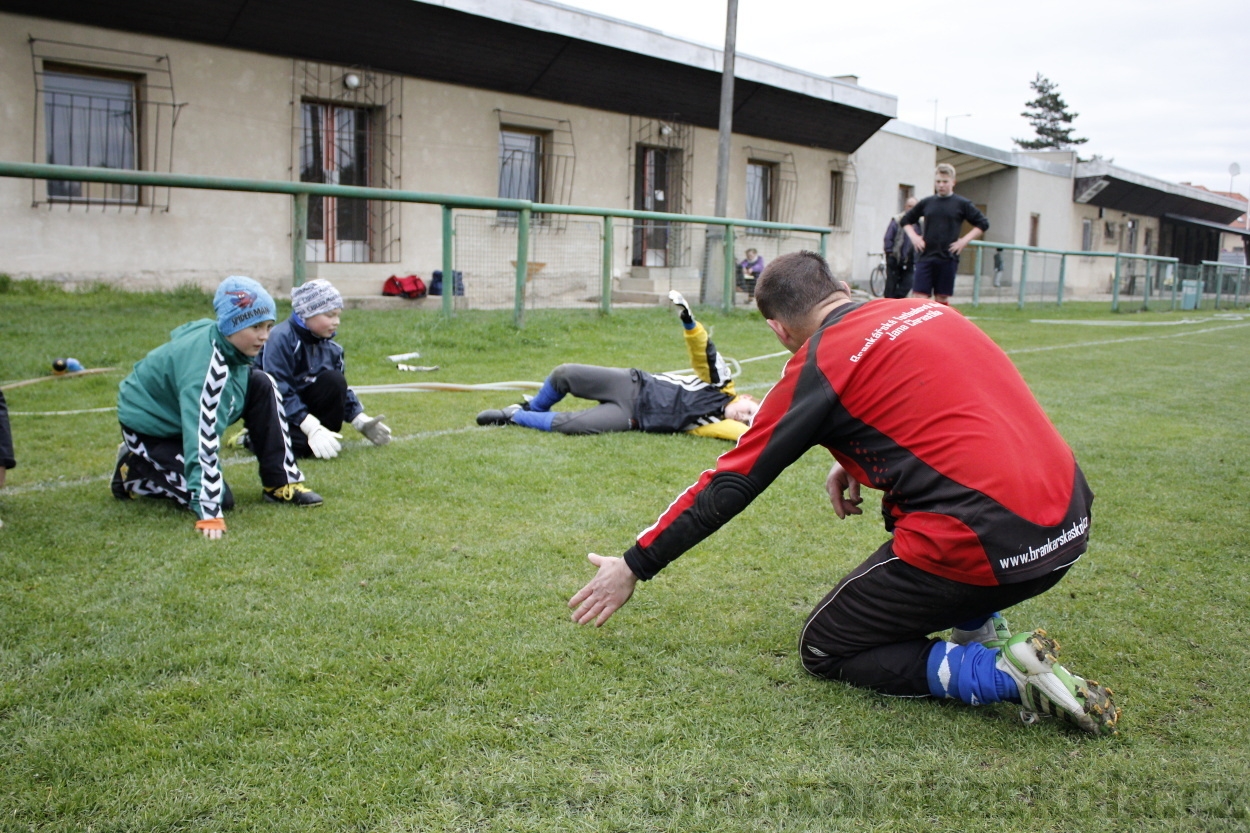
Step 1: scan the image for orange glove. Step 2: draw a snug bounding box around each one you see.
[195,517,226,539]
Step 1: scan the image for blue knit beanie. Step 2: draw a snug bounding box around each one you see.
[214,276,276,336]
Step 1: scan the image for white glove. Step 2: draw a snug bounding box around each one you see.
[352,413,392,446]
[300,413,342,459]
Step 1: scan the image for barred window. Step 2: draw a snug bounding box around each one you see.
[301,102,374,263]
[499,129,545,206]
[43,68,139,203]
[746,161,775,233]
[830,171,846,227]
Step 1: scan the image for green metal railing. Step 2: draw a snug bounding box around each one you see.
[1201,261,1249,309]
[0,161,831,325]
[967,241,1184,311]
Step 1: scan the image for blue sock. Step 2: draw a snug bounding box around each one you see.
[926,641,1019,705]
[527,378,562,413]
[511,410,556,431]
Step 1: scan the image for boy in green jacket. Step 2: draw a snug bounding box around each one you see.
[112,276,323,539]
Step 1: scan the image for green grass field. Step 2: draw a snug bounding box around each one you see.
[2,281,1248,831]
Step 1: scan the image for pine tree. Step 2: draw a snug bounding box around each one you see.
[1014,73,1088,150]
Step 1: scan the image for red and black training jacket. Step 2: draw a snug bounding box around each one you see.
[623,299,1093,587]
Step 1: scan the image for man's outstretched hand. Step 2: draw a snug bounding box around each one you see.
[569,553,638,627]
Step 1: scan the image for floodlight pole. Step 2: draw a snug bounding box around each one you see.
[706,0,738,307]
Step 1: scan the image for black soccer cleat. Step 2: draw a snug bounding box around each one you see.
[263,483,324,506]
[476,404,522,426]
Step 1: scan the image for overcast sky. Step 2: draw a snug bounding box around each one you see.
[550,0,1249,196]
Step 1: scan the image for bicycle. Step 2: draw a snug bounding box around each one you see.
[867,252,887,297]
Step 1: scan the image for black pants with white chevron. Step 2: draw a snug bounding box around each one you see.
[116,368,299,508]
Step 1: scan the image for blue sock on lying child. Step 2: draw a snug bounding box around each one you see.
[511,409,556,431]
[527,378,562,413]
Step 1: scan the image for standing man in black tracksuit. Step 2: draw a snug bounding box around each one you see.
[901,163,989,305]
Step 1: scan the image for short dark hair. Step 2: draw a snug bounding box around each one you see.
[755,250,845,322]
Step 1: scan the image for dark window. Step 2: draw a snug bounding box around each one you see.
[747,162,775,231]
[829,171,846,227]
[1081,218,1094,252]
[1029,214,1040,248]
[301,102,373,262]
[44,69,138,202]
[1123,219,1138,253]
[499,129,545,210]
[897,183,914,213]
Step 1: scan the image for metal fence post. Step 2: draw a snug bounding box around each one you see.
[292,193,308,288]
[972,246,983,306]
[1170,263,1179,310]
[1112,255,1121,312]
[1142,260,1151,311]
[601,215,613,314]
[1214,265,1224,310]
[515,206,531,327]
[1017,251,1028,310]
[819,232,828,260]
[1057,254,1066,306]
[441,205,454,318]
[722,223,735,314]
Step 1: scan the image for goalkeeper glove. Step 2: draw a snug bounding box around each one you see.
[352,413,392,446]
[300,413,342,459]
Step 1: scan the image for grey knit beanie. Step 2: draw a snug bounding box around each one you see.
[292,279,344,319]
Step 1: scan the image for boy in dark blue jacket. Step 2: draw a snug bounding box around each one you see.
[256,280,391,459]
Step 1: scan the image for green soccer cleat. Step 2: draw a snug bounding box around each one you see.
[996,630,1120,736]
[952,611,1012,649]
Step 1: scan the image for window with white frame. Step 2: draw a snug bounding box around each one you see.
[1082,218,1094,251]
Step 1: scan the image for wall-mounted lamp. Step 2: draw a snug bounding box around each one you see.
[343,72,362,90]
[659,124,672,136]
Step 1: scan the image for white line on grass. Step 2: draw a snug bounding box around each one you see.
[1028,314,1245,327]
[10,406,117,416]
[1005,322,1250,355]
[2,425,483,496]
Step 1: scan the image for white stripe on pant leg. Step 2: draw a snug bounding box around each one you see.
[265,371,304,485]
[797,556,901,678]
[195,346,229,518]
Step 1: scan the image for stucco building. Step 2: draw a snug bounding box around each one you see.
[0,0,1244,305]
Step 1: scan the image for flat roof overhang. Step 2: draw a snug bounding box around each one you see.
[880,122,1075,182]
[1162,213,1250,239]
[1,0,897,154]
[1074,161,1245,224]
